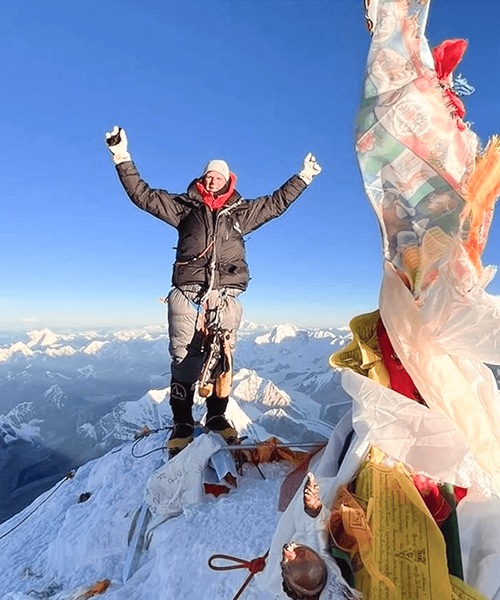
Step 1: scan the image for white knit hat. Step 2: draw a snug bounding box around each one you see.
[202,159,230,182]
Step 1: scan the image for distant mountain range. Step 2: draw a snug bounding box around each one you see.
[0,322,352,524]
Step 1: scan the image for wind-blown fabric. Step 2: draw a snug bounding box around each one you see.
[264,3,500,599]
[357,0,479,299]
[358,0,500,493]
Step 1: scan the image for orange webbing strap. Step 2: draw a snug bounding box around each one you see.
[208,550,269,600]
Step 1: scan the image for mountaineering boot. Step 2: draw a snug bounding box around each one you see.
[167,423,195,458]
[205,394,238,445]
[167,378,195,458]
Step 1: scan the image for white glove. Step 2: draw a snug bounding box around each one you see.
[298,152,322,185]
[105,126,131,165]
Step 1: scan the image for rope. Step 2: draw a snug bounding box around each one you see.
[208,550,269,600]
[130,427,169,458]
[0,471,75,542]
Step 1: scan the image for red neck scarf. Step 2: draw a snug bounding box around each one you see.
[196,173,237,211]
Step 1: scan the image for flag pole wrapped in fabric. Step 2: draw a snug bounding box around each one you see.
[263,3,500,599]
[357,0,500,494]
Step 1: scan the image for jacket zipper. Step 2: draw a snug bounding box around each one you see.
[202,199,243,299]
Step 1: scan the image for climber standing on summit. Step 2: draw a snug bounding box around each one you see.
[105,126,321,457]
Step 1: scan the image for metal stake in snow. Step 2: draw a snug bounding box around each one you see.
[122,394,166,583]
[218,441,326,451]
[122,504,151,582]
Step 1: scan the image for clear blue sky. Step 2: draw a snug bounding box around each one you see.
[2,0,500,331]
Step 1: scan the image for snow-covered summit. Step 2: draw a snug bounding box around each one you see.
[0,341,33,362]
[41,385,68,410]
[255,323,298,344]
[82,341,109,355]
[233,370,291,408]
[0,322,351,527]
[27,328,61,349]
[0,432,294,600]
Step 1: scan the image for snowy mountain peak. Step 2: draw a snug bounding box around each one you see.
[0,320,359,599]
[83,340,109,355]
[147,388,169,404]
[233,368,264,400]
[27,328,60,349]
[46,346,77,358]
[0,321,352,537]
[261,380,291,407]
[41,384,67,409]
[233,369,291,407]
[0,341,34,362]
[254,323,298,345]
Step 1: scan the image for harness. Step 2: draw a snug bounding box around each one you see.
[197,289,234,398]
[172,194,244,394]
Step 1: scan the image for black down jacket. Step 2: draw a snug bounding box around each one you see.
[116,161,307,291]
